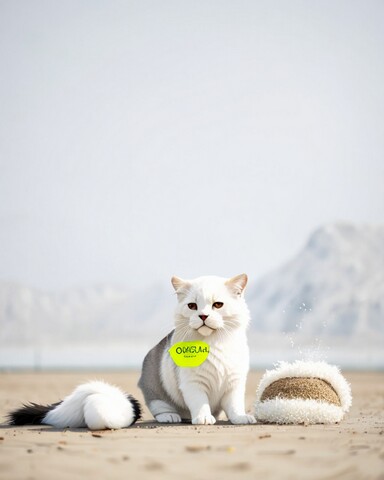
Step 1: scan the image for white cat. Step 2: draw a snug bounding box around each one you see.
[138,274,256,425]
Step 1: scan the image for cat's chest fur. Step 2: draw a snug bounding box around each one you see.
[161,331,249,416]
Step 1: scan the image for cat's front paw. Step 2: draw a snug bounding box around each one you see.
[192,414,216,425]
[230,414,256,425]
[155,413,182,423]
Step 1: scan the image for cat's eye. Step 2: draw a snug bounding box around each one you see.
[213,302,224,309]
[187,303,198,310]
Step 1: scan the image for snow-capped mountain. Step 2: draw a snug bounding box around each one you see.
[0,222,383,368]
[0,282,174,345]
[247,223,384,338]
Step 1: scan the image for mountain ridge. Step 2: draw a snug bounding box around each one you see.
[247,222,384,337]
[1,223,383,348]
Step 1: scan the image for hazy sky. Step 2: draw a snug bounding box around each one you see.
[0,0,383,290]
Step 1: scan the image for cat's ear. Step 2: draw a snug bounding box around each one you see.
[226,274,248,296]
[171,276,190,298]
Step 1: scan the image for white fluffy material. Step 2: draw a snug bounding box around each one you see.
[254,360,352,424]
[255,398,346,425]
[43,381,136,430]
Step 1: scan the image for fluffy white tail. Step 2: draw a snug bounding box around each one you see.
[8,380,142,430]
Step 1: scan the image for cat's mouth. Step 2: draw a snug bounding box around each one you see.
[197,325,216,337]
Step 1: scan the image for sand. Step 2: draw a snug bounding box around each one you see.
[0,370,383,480]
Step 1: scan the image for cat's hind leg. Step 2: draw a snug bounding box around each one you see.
[155,413,182,423]
[149,400,182,423]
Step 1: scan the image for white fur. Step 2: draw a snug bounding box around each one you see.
[255,398,346,424]
[43,381,136,430]
[154,274,256,425]
[254,360,352,424]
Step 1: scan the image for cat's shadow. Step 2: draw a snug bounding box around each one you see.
[0,419,244,433]
[132,419,234,428]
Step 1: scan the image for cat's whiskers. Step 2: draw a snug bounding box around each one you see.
[180,327,192,343]
[175,321,196,343]
[223,319,242,330]
[175,325,189,339]
[175,311,245,343]
[215,324,234,343]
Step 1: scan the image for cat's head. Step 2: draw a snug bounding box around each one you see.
[171,274,250,339]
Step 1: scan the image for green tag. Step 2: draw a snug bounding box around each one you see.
[168,341,210,367]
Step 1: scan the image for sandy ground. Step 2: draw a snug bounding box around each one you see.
[0,370,383,480]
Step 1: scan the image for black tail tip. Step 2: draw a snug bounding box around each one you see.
[7,402,60,426]
[127,395,142,424]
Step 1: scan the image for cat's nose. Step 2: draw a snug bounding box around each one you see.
[199,315,208,322]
